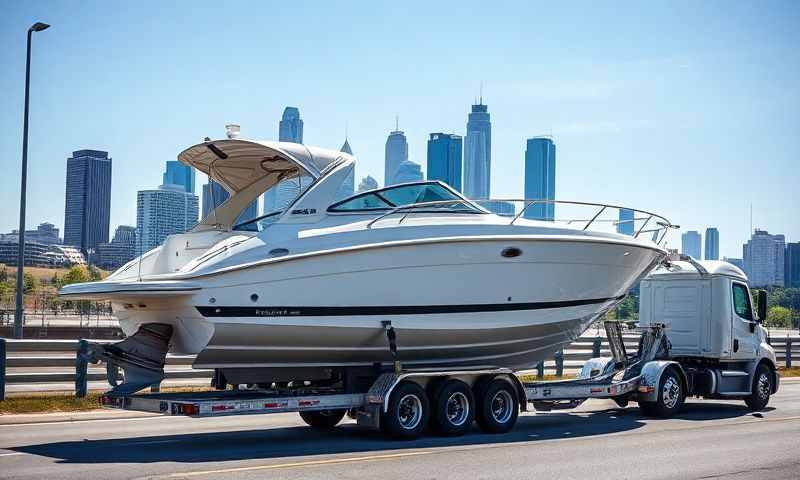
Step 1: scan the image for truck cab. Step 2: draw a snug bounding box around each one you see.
[638,259,779,407]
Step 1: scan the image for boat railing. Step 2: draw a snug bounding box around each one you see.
[366,198,677,246]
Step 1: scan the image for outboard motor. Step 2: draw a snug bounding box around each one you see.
[81,323,173,396]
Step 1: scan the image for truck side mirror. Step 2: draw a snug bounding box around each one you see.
[756,290,767,323]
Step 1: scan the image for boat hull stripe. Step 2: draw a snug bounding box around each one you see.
[195,296,623,318]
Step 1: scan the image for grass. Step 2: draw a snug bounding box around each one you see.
[0,392,102,415]
[0,386,214,415]
[779,367,800,377]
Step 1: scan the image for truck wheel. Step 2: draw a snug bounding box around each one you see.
[299,409,347,429]
[744,364,772,411]
[475,378,519,434]
[382,381,429,439]
[431,379,475,436]
[639,367,684,418]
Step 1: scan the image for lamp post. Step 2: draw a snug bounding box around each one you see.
[14,22,50,339]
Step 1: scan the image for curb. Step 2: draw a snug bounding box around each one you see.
[0,409,158,426]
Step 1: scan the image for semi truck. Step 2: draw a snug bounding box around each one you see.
[95,257,779,439]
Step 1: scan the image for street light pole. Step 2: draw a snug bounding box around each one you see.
[14,22,50,340]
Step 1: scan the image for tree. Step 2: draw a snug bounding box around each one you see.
[765,306,792,328]
[0,266,7,283]
[88,265,103,282]
[62,265,90,285]
[23,272,38,293]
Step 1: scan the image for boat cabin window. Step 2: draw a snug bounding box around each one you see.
[328,182,478,213]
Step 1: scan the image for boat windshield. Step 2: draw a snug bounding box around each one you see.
[328,181,483,213]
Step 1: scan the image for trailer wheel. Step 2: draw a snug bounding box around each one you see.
[382,381,429,439]
[299,409,347,429]
[639,367,684,418]
[744,364,772,411]
[475,378,519,434]
[431,379,475,436]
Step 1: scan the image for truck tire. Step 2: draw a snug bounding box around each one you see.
[638,367,684,418]
[475,378,519,434]
[382,381,429,439]
[299,409,347,429]
[744,364,772,411]
[431,379,475,436]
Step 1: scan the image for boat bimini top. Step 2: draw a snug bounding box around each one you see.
[179,139,354,231]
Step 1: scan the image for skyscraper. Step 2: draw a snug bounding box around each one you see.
[279,107,303,143]
[357,175,379,193]
[63,149,112,255]
[743,229,785,287]
[704,227,720,260]
[384,121,408,186]
[265,107,309,212]
[463,101,491,199]
[427,133,462,191]
[136,184,199,252]
[335,138,355,201]
[617,209,635,236]
[162,160,195,194]
[393,160,424,184]
[681,231,702,259]
[785,242,800,288]
[523,137,556,221]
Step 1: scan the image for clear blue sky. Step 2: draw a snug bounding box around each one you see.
[1,1,798,258]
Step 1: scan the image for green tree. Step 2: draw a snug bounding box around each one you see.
[63,265,90,285]
[23,272,38,293]
[88,265,103,282]
[765,306,792,328]
[0,266,7,283]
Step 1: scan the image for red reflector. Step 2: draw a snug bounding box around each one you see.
[264,402,288,408]
[638,386,655,393]
[299,400,319,407]
[182,404,200,415]
[211,405,232,412]
[590,387,603,393]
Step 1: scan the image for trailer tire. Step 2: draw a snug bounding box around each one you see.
[299,409,347,429]
[382,381,429,439]
[431,379,475,436]
[744,364,772,411]
[638,367,684,418]
[475,378,519,434]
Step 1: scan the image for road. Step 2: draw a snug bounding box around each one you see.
[1,381,799,480]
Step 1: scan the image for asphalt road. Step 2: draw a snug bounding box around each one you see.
[1,381,799,480]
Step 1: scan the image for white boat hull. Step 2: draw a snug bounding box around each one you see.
[112,237,663,373]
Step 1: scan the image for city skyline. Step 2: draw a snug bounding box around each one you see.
[1,2,798,259]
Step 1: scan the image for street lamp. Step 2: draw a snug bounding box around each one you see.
[14,21,50,339]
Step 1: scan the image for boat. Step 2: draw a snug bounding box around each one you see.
[60,137,674,394]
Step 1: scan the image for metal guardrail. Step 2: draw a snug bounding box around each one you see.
[0,334,797,400]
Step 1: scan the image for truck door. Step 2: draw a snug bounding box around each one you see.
[730,281,758,359]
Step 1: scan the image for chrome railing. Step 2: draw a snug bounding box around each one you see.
[365,198,676,246]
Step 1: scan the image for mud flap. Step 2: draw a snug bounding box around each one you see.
[81,323,173,397]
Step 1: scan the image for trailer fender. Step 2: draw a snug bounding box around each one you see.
[577,357,616,379]
[638,361,684,402]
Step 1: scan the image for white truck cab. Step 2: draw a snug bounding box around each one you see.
[636,258,778,411]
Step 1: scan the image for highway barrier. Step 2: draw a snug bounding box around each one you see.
[0,333,798,399]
